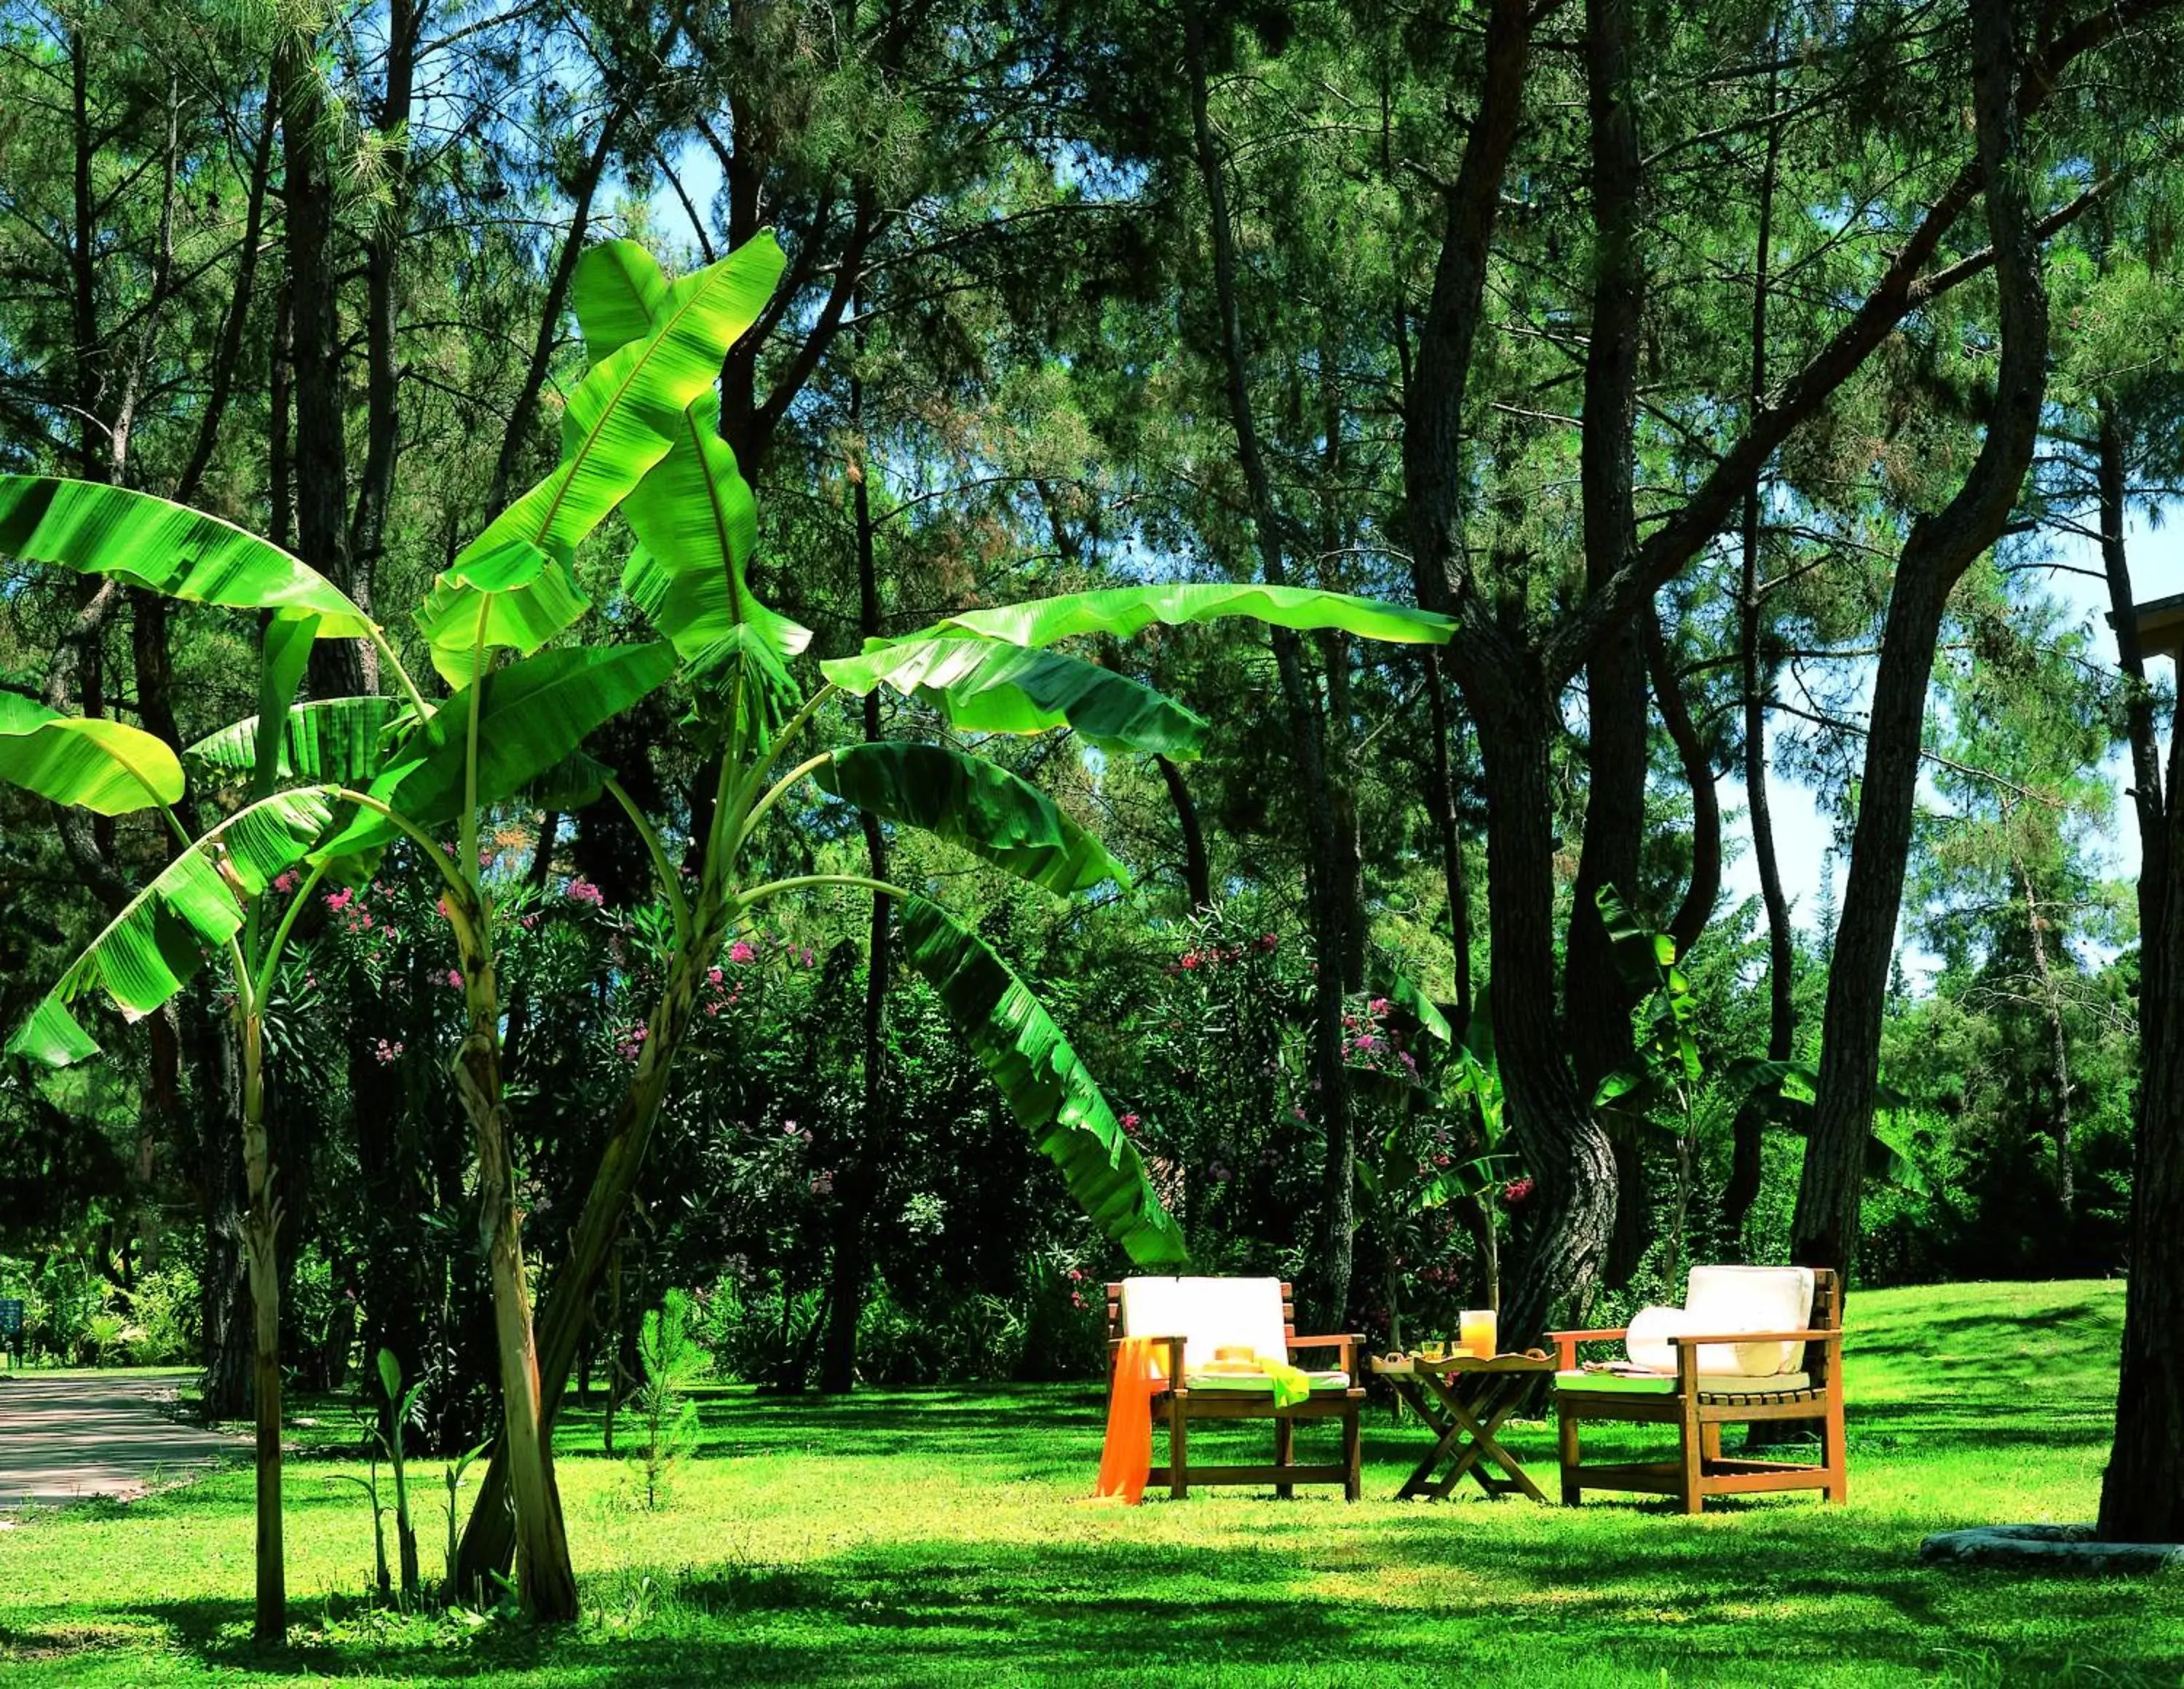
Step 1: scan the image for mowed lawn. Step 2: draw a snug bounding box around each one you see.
[0,1281,2176,1686]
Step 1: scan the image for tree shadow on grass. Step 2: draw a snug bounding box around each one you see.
[70,1521,2184,1688]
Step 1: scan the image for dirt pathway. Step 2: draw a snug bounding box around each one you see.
[0,1373,245,1509]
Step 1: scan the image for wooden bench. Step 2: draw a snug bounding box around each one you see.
[1107,1278,1364,1501]
[1551,1265,1846,1515]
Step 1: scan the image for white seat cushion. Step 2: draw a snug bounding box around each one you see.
[1185,1369,1350,1393]
[1117,1277,1289,1376]
[1556,1367,1812,1397]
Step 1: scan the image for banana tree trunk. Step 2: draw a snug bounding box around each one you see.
[450,949,577,1623]
[455,910,726,1591]
[237,1010,285,1642]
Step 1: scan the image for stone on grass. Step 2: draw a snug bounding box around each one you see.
[1919,1523,2184,1574]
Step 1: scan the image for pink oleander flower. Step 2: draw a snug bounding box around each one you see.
[1503,1176,1536,1204]
[446,968,464,989]
[372,1038,404,1065]
[1368,997,1390,1015]
[729,940,756,964]
[708,967,724,986]
[272,871,298,895]
[325,888,354,913]
[567,877,604,906]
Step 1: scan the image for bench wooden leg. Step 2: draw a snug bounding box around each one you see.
[1168,1395,1189,1500]
[1701,1423,1722,1463]
[1274,1415,1294,1499]
[1342,1404,1361,1502]
[1823,1392,1848,1504]
[1678,1401,1705,1515]
[1558,1405,1582,1506]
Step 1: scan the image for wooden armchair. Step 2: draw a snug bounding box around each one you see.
[1550,1265,1845,1515]
[1105,1278,1365,1501]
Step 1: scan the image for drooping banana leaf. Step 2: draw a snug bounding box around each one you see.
[1595,884,1677,986]
[413,538,590,688]
[252,613,320,798]
[313,641,675,858]
[898,894,1186,1267]
[0,692,184,816]
[187,696,403,789]
[876,582,1455,652]
[1374,966,1455,1047]
[617,392,812,683]
[7,787,339,1067]
[816,743,1127,894]
[457,234,786,573]
[821,636,1208,757]
[0,476,371,636]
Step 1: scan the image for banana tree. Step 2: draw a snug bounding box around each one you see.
[0,487,426,1642]
[0,236,779,1622]
[447,236,1466,1583]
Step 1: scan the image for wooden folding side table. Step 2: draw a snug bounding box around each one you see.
[1371,1351,1556,1503]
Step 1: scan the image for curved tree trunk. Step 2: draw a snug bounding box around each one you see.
[1478,690,1619,1345]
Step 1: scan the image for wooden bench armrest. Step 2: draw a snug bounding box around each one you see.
[1289,1333,1364,1371]
[1665,1329,1840,1347]
[1548,1326,1629,1368]
[1105,1334,1187,1383]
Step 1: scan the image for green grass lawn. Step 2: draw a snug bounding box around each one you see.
[1,1280,2175,1686]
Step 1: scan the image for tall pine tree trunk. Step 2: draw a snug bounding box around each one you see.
[2095,393,2184,1540]
[1795,0,2049,1280]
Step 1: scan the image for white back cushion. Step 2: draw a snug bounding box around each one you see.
[1118,1277,1289,1374]
[1682,1264,1816,1374]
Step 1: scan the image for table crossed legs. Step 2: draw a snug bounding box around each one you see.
[1383,1364,1548,1503]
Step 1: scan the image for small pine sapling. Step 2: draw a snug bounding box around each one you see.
[626,1290,703,1511]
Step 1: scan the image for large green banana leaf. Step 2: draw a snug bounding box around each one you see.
[617,393,812,678]
[188,696,403,788]
[457,235,786,574]
[577,241,812,692]
[314,642,675,858]
[821,636,1208,757]
[571,237,672,362]
[0,476,371,636]
[414,538,590,688]
[7,788,339,1067]
[882,582,1455,651]
[898,895,1186,1267]
[0,692,184,815]
[817,743,1126,893]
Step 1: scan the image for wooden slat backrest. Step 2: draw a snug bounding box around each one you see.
[1811,1267,1842,1390]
